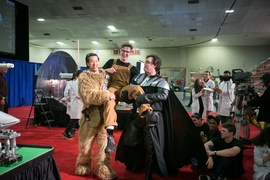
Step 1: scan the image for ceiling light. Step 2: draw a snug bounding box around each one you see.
[211,38,218,42]
[56,42,64,45]
[92,41,98,44]
[129,40,135,43]
[225,10,234,13]
[37,18,45,21]
[107,26,116,30]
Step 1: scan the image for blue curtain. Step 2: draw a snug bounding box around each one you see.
[0,58,42,107]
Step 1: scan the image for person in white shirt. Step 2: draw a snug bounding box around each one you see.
[202,71,215,120]
[252,127,270,180]
[62,70,83,140]
[217,70,235,124]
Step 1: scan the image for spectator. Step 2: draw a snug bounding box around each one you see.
[207,114,221,140]
[252,127,270,180]
[202,71,215,119]
[191,112,209,143]
[192,78,205,117]
[186,77,195,108]
[0,62,9,113]
[62,70,83,140]
[199,123,245,180]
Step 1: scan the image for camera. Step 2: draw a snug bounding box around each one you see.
[232,69,251,84]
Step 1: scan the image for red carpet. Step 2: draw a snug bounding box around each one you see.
[8,106,258,180]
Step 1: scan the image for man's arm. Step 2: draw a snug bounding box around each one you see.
[207,146,241,157]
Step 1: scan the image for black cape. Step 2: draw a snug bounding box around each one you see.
[115,89,207,171]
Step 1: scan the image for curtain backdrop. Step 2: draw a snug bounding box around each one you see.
[0,58,42,107]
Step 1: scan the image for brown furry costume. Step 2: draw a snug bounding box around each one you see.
[75,70,117,180]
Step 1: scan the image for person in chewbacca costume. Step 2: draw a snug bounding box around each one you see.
[75,53,117,180]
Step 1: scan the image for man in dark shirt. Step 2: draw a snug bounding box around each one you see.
[242,72,270,128]
[191,112,209,143]
[199,123,245,180]
[102,42,139,152]
[207,114,221,141]
[0,62,9,113]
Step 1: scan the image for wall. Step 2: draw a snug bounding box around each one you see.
[29,45,270,82]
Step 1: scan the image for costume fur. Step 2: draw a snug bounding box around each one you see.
[75,70,116,180]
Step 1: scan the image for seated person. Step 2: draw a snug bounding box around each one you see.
[199,123,245,180]
[190,112,209,172]
[191,112,209,143]
[252,127,270,180]
[207,114,221,141]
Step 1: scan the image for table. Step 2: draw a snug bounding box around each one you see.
[116,108,132,130]
[0,144,61,180]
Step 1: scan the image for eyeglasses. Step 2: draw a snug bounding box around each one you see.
[121,49,131,54]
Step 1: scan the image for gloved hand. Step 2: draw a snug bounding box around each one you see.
[136,94,146,107]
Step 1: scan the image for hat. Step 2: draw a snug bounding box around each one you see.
[191,112,202,119]
[208,114,220,124]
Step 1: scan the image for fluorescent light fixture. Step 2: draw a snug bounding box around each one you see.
[92,41,98,44]
[225,10,234,13]
[211,38,218,42]
[129,40,135,43]
[56,42,64,45]
[107,26,116,30]
[37,18,45,21]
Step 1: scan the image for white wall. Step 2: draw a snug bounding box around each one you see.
[29,45,270,82]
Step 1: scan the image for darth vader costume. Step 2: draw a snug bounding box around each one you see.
[115,73,207,178]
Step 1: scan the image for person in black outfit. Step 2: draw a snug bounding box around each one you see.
[207,114,221,141]
[116,54,207,180]
[199,123,245,180]
[242,72,270,128]
[0,62,9,113]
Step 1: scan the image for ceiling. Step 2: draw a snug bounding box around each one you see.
[17,0,270,50]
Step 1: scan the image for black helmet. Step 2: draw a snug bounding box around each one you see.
[260,72,270,84]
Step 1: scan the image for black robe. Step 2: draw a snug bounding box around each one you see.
[115,88,207,174]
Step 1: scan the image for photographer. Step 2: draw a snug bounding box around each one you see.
[242,72,270,127]
[217,70,235,124]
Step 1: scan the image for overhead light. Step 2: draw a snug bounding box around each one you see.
[37,18,45,21]
[107,26,116,30]
[129,40,135,43]
[211,38,218,42]
[56,42,64,45]
[225,10,234,13]
[92,41,98,44]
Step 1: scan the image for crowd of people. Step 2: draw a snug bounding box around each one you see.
[187,68,270,180]
[2,42,270,180]
[61,58,269,180]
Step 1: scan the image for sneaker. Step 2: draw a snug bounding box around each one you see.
[199,175,211,180]
[105,135,117,153]
[62,132,73,140]
[69,128,76,136]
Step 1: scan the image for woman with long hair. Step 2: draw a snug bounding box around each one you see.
[252,127,270,180]
[191,78,205,117]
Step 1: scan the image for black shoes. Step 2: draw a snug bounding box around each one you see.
[105,135,117,153]
[62,132,72,140]
[69,128,76,136]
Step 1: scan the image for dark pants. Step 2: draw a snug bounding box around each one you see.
[0,101,8,113]
[187,94,193,107]
[64,119,78,134]
[209,146,242,179]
